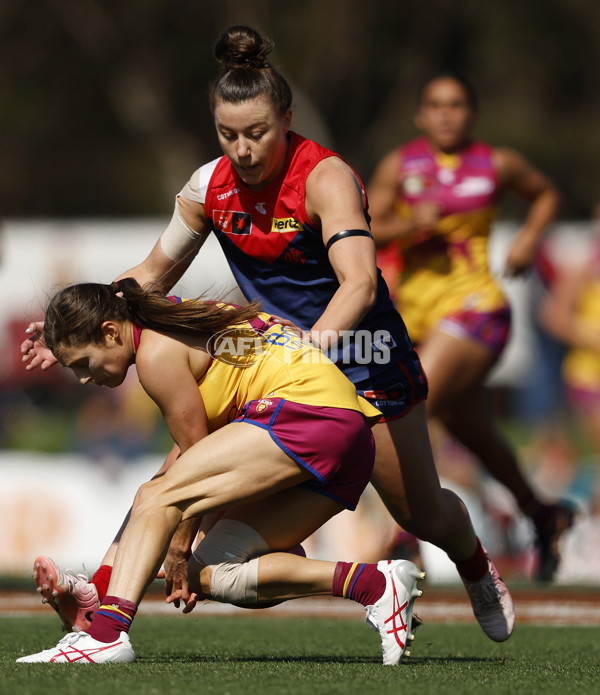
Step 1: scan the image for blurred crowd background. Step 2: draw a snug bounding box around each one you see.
[3,0,600,218]
[2,0,600,583]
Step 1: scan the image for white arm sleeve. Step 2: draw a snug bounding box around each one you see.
[159,158,221,262]
[178,157,221,204]
[159,204,206,262]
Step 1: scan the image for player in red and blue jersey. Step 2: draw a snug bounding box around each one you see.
[21,28,514,644]
[368,72,571,581]
[181,130,418,392]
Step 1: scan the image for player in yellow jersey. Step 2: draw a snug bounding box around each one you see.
[368,72,572,581]
[540,211,600,519]
[17,278,425,666]
[21,27,515,646]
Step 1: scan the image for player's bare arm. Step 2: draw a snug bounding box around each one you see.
[22,197,212,372]
[135,330,210,453]
[495,147,560,276]
[116,197,211,292]
[368,150,439,247]
[540,261,600,351]
[305,157,378,348]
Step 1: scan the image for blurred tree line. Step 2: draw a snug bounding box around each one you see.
[1,0,600,219]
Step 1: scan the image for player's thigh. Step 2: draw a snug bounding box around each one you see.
[436,382,497,445]
[156,422,311,517]
[222,487,345,550]
[418,328,496,413]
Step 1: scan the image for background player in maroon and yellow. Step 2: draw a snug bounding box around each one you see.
[368,72,571,581]
[540,210,600,519]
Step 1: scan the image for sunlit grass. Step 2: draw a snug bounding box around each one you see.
[3,614,600,695]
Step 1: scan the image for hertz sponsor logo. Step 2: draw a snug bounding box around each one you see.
[271,217,303,232]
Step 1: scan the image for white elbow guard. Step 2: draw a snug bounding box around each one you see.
[159,201,206,262]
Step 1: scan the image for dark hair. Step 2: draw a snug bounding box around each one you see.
[44,277,262,358]
[209,25,292,116]
[418,71,478,110]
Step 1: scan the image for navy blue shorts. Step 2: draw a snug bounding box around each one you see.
[354,347,429,421]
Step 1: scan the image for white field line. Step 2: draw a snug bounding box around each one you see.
[3,593,600,626]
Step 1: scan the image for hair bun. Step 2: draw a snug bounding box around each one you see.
[214,25,273,70]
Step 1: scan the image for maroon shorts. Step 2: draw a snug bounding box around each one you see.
[439,305,512,358]
[566,383,600,413]
[233,398,375,510]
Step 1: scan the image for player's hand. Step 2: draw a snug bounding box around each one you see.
[268,314,304,335]
[182,592,199,614]
[162,548,191,609]
[268,314,321,349]
[21,322,58,371]
[504,232,537,277]
[411,201,441,235]
[158,565,199,614]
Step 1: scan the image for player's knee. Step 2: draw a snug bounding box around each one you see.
[411,489,469,545]
[208,557,261,604]
[131,478,163,516]
[187,552,260,605]
[189,519,270,605]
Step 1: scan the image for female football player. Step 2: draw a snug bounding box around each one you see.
[21,27,513,642]
[367,72,570,581]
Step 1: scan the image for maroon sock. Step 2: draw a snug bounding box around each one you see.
[454,538,489,582]
[86,595,137,643]
[90,565,112,602]
[332,562,386,607]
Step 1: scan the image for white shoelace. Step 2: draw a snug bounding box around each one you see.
[63,564,90,584]
[57,632,88,647]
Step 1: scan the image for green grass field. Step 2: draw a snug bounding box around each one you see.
[2,614,599,695]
